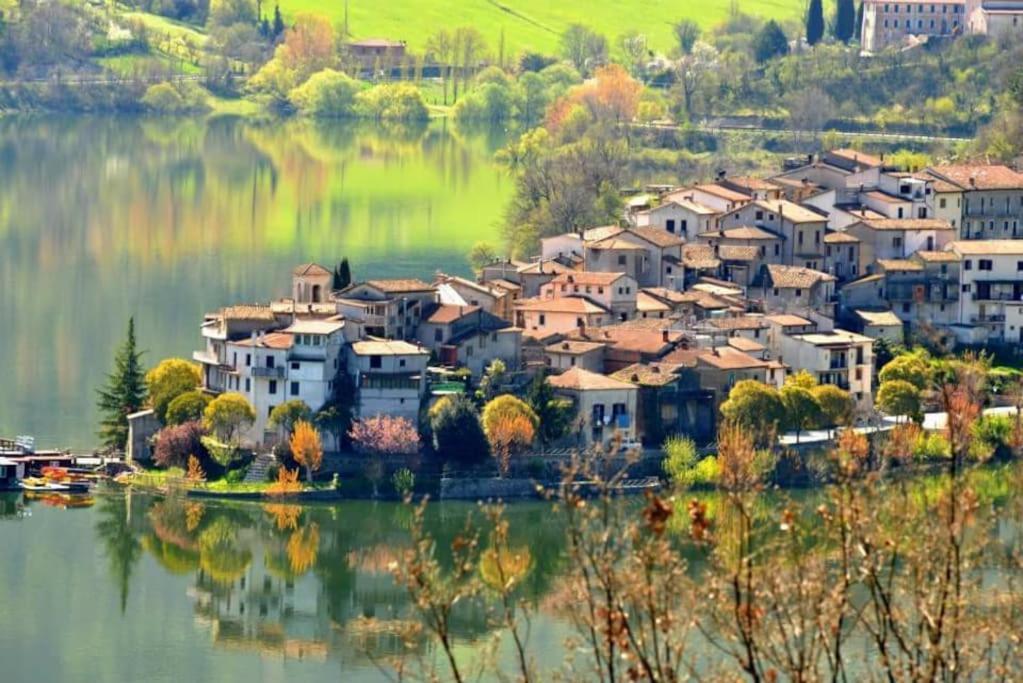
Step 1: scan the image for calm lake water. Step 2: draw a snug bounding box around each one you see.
[0,490,573,682]
[0,115,512,449]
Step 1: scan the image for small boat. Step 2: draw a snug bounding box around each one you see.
[20,477,70,492]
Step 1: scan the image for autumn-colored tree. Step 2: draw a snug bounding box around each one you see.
[186,454,206,482]
[289,420,323,482]
[286,523,320,574]
[264,503,301,530]
[146,358,201,423]
[202,392,255,444]
[487,414,536,476]
[348,415,420,456]
[248,13,335,98]
[267,466,302,496]
[591,64,641,124]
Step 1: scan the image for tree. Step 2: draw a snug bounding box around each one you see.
[786,370,819,390]
[676,41,719,120]
[146,358,201,423]
[487,414,536,475]
[834,0,856,43]
[453,27,487,98]
[468,242,499,275]
[672,19,701,55]
[289,69,359,117]
[271,3,285,38]
[812,384,855,433]
[806,0,825,46]
[618,31,648,77]
[590,63,642,124]
[425,29,455,104]
[335,258,352,290]
[526,372,575,448]
[519,52,557,72]
[482,395,539,442]
[877,379,923,424]
[854,1,865,41]
[97,318,147,450]
[166,391,213,426]
[720,380,785,447]
[753,20,789,64]
[430,394,489,465]
[209,0,257,27]
[316,367,356,450]
[475,360,507,403]
[348,415,421,455]
[203,392,256,443]
[289,420,323,482]
[269,400,312,437]
[879,353,931,391]
[248,13,335,98]
[560,24,608,76]
[781,385,823,443]
[153,421,207,468]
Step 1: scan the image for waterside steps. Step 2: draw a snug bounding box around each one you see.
[244,453,277,483]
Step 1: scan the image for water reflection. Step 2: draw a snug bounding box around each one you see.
[0,115,511,448]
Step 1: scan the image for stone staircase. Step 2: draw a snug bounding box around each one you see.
[245,452,277,483]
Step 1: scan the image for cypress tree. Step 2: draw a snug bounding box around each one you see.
[96,317,147,450]
[835,0,856,43]
[754,21,790,63]
[855,1,865,40]
[338,258,352,289]
[806,0,825,45]
[272,4,285,39]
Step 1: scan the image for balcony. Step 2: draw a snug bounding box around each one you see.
[973,292,1023,302]
[970,314,1006,324]
[252,366,286,379]
[192,350,221,366]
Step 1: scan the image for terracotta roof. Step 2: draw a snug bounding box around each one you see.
[697,347,768,370]
[348,38,405,47]
[425,304,480,324]
[928,164,1023,191]
[572,325,683,355]
[658,193,719,214]
[707,315,769,331]
[587,236,647,251]
[855,309,903,327]
[517,260,574,275]
[221,305,276,322]
[284,319,344,335]
[836,205,887,220]
[877,259,923,272]
[233,332,293,350]
[641,287,692,305]
[947,240,1023,255]
[682,244,721,270]
[718,245,760,261]
[727,336,766,352]
[763,264,835,289]
[636,291,671,312]
[823,231,860,244]
[582,225,625,242]
[913,250,960,263]
[792,330,874,346]
[693,183,750,203]
[753,200,826,224]
[516,296,609,314]
[916,170,962,194]
[628,226,685,248]
[714,225,783,241]
[351,339,429,356]
[550,271,629,287]
[293,263,331,277]
[364,278,435,293]
[765,313,813,327]
[725,176,780,192]
[859,218,953,231]
[828,148,884,168]
[862,190,907,205]
[489,278,522,292]
[546,340,606,355]
[610,362,684,387]
[548,367,637,392]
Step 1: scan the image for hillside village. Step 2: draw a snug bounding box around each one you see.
[181,149,1023,452]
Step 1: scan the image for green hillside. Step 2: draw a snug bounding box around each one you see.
[277,0,806,55]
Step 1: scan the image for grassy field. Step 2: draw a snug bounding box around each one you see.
[276,0,807,55]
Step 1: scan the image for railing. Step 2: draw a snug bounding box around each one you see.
[971,314,1006,323]
[973,292,1023,302]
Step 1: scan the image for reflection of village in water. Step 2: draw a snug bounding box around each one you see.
[86,492,567,669]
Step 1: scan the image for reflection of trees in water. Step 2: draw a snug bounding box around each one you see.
[94,492,143,613]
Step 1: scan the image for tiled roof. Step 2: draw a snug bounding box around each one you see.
[221,305,276,322]
[610,362,684,387]
[716,225,783,240]
[877,259,923,272]
[928,164,1023,191]
[862,190,907,205]
[718,245,760,261]
[792,330,874,346]
[658,194,719,214]
[682,244,721,270]
[693,183,750,203]
[765,313,813,327]
[351,339,429,356]
[546,340,606,355]
[489,278,522,291]
[572,324,683,355]
[425,304,480,324]
[293,263,331,277]
[587,236,647,251]
[628,226,685,248]
[365,278,435,293]
[697,347,768,370]
[636,291,671,312]
[550,271,628,287]
[725,176,780,192]
[828,148,884,168]
[548,367,637,391]
[517,260,574,275]
[753,199,826,224]
[947,240,1023,255]
[763,264,835,289]
[855,309,903,326]
[516,296,609,314]
[727,336,766,352]
[707,315,769,331]
[913,250,960,262]
[234,332,294,350]
[823,231,860,244]
[582,225,625,242]
[284,319,344,335]
[859,218,954,231]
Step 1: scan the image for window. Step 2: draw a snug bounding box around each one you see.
[466,345,474,357]
[1017,261,1023,271]
[979,259,993,271]
[755,210,764,220]
[795,289,802,297]
[798,232,804,245]
[774,244,781,256]
[245,353,251,367]
[962,284,970,293]
[964,259,972,270]
[269,380,278,395]
[266,355,275,368]
[773,288,780,296]
[902,303,910,313]
[617,255,627,266]
[815,230,820,244]
[539,314,546,326]
[268,405,275,418]
[370,355,382,369]
[434,328,443,342]
[290,361,299,370]
[893,236,903,248]
[233,352,237,367]
[400,358,407,367]
[245,378,250,392]
[290,381,299,396]
[666,219,676,233]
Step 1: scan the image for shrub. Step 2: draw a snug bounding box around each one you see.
[288,68,360,117]
[354,83,429,121]
[166,390,212,426]
[225,467,247,484]
[912,431,951,462]
[662,435,698,489]
[430,394,489,465]
[290,420,323,482]
[391,467,415,497]
[349,415,420,456]
[153,421,207,469]
[141,81,209,114]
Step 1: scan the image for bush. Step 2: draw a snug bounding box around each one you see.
[355,83,430,121]
[391,467,415,496]
[153,420,207,469]
[430,394,490,465]
[662,435,698,488]
[166,390,212,426]
[912,431,951,462]
[288,68,360,117]
[141,81,210,114]
[224,467,248,484]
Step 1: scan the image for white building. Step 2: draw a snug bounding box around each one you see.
[347,339,430,425]
[776,330,875,411]
[947,240,1023,346]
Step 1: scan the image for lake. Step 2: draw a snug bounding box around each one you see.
[0,490,575,682]
[0,115,512,449]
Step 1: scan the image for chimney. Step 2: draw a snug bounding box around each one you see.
[969,176,977,188]
[662,329,669,343]
[651,365,661,374]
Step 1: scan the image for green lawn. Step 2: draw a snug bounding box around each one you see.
[277,0,807,55]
